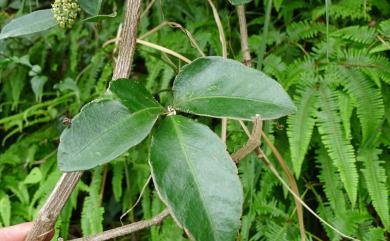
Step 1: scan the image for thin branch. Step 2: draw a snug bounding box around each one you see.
[113,0,142,79]
[259,129,306,241]
[235,120,355,239]
[237,5,251,66]
[255,148,359,241]
[25,172,82,241]
[104,38,192,64]
[238,119,305,241]
[207,0,228,142]
[257,0,272,70]
[207,0,227,58]
[139,21,205,57]
[69,209,170,241]
[231,117,261,162]
[140,0,156,19]
[136,39,192,64]
[120,175,152,223]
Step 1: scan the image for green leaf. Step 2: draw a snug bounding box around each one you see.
[58,99,161,171]
[110,78,163,112]
[358,148,389,230]
[150,115,243,241]
[0,10,57,40]
[173,57,296,120]
[112,161,124,202]
[339,68,384,145]
[317,86,358,205]
[79,0,103,16]
[228,0,252,5]
[316,147,346,212]
[0,195,11,226]
[81,168,104,235]
[287,83,317,177]
[82,12,117,23]
[30,75,48,102]
[273,0,284,11]
[23,167,42,184]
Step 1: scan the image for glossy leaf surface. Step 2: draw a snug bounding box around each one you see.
[0,10,57,40]
[58,100,160,171]
[150,115,243,241]
[173,57,296,120]
[110,78,163,112]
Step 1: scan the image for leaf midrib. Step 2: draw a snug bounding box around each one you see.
[170,117,217,240]
[175,95,293,109]
[65,106,160,159]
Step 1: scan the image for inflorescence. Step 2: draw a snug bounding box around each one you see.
[52,0,80,28]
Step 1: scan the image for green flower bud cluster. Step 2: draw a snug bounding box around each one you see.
[52,0,80,29]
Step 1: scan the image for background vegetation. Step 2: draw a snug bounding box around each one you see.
[0,0,389,240]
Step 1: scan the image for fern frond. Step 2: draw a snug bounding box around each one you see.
[312,0,369,21]
[358,148,390,230]
[287,82,318,177]
[316,147,346,212]
[81,196,105,235]
[336,50,390,85]
[81,168,104,236]
[284,59,316,88]
[264,221,288,241]
[379,19,390,38]
[286,21,325,41]
[263,54,287,82]
[332,25,376,44]
[112,161,124,202]
[337,91,354,139]
[316,84,358,204]
[362,227,386,241]
[337,67,384,144]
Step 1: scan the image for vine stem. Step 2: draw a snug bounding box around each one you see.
[255,147,359,241]
[68,209,170,241]
[236,4,306,239]
[237,120,357,241]
[207,0,228,142]
[237,5,251,67]
[24,1,142,240]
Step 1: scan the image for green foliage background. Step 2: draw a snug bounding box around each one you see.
[0,0,389,240]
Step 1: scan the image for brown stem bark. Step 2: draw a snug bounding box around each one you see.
[113,0,142,80]
[237,5,251,66]
[24,1,142,240]
[68,209,170,241]
[25,172,82,241]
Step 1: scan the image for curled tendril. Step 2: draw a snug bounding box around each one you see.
[52,0,80,29]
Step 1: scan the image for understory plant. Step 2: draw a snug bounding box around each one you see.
[0,0,389,241]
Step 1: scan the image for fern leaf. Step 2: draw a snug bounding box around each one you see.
[332,25,376,44]
[81,196,105,235]
[264,221,288,241]
[81,168,104,236]
[337,50,390,85]
[287,83,318,177]
[316,147,346,212]
[317,85,358,204]
[286,21,325,41]
[112,161,124,202]
[379,19,390,38]
[338,67,384,144]
[263,54,287,82]
[358,148,389,229]
[337,91,354,139]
